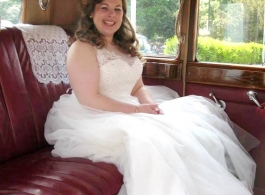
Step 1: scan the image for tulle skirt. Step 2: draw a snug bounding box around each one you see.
[45,86,259,195]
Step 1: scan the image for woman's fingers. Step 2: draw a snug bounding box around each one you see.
[148,104,163,115]
[138,104,163,115]
[153,107,163,114]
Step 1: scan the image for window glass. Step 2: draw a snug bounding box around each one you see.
[127,0,180,57]
[198,0,265,67]
[0,0,22,27]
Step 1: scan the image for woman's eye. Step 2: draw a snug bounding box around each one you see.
[101,6,108,10]
[115,8,122,12]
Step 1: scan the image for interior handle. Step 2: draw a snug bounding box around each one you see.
[209,93,226,109]
[246,91,264,109]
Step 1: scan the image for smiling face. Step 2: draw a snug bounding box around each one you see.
[92,0,124,43]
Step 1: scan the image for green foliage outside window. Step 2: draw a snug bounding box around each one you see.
[164,36,263,65]
[132,0,180,44]
[163,36,179,56]
[197,37,262,64]
[199,0,264,44]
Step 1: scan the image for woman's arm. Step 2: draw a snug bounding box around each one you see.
[131,77,155,104]
[67,41,158,114]
[131,77,163,114]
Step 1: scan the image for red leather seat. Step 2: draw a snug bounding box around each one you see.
[0,27,123,195]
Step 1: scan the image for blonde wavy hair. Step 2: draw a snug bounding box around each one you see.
[75,0,141,59]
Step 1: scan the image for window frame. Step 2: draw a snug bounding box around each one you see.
[178,0,265,91]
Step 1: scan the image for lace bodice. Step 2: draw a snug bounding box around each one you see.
[96,48,143,99]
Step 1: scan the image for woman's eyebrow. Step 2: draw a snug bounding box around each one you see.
[100,3,122,7]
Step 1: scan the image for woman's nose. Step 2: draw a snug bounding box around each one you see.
[108,9,115,17]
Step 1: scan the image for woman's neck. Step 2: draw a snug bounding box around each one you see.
[105,36,114,45]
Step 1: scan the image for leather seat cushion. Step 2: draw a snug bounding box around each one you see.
[0,146,123,195]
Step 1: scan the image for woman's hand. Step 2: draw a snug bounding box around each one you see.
[137,104,163,115]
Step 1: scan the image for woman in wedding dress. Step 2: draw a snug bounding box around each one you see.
[44,0,259,194]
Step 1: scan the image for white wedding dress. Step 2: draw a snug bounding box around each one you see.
[45,47,258,195]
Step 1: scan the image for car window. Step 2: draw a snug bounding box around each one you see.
[198,0,265,67]
[136,34,157,55]
[127,0,180,57]
[0,0,22,27]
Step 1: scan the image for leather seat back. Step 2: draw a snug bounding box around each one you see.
[0,27,70,163]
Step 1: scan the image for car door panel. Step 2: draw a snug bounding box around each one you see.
[186,82,265,195]
[185,62,265,195]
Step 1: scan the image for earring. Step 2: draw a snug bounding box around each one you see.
[90,15,93,18]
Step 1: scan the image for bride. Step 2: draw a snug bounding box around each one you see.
[45,0,259,194]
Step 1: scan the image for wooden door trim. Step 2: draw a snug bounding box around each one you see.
[187,62,265,90]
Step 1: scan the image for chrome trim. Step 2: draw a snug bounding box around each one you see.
[39,0,50,11]
[209,93,226,109]
[246,91,264,109]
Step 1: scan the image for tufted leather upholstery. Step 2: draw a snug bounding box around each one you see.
[0,27,123,194]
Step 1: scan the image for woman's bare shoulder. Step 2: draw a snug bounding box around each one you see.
[67,40,97,62]
[68,40,95,54]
